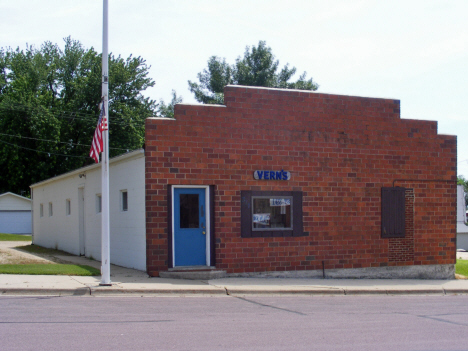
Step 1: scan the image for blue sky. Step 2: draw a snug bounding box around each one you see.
[1,0,467,176]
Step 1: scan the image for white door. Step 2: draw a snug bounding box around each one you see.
[78,188,85,255]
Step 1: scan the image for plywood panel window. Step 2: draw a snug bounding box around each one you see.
[241,191,304,238]
[381,187,406,238]
[121,190,128,212]
[66,199,71,216]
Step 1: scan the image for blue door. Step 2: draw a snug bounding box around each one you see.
[174,188,206,266]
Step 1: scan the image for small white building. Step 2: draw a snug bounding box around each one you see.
[457,185,468,250]
[0,192,32,234]
[30,149,146,271]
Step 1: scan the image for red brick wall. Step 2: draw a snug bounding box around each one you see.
[389,189,414,262]
[145,85,457,276]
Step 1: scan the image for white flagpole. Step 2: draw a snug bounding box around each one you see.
[100,0,111,286]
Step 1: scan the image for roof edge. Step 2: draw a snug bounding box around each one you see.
[224,85,399,101]
[30,149,144,188]
[0,192,32,202]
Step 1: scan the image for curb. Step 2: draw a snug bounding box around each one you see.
[443,288,468,295]
[2,287,468,297]
[383,289,445,295]
[225,288,345,296]
[1,287,90,296]
[89,287,227,296]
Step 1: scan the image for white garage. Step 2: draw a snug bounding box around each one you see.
[0,192,32,234]
[30,149,146,271]
[457,185,468,250]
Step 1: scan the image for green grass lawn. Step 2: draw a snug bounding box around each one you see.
[0,233,32,241]
[1,241,100,276]
[0,264,100,276]
[456,259,468,277]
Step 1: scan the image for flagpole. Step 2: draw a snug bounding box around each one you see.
[100,0,111,286]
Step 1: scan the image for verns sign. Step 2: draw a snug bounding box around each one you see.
[253,170,291,181]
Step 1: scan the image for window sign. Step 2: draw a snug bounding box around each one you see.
[269,198,291,207]
[252,196,292,230]
[253,213,270,226]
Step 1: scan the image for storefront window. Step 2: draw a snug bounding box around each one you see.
[241,191,304,238]
[252,197,292,230]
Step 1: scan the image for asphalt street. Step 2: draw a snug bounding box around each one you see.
[1,295,467,351]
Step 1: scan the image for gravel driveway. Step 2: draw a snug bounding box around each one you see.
[0,241,57,264]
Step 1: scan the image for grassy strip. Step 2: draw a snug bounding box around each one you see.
[0,264,100,276]
[0,233,32,241]
[456,259,468,277]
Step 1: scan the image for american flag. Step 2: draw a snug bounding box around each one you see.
[89,104,107,163]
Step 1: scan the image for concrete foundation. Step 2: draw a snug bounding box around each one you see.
[228,264,455,280]
[160,268,227,280]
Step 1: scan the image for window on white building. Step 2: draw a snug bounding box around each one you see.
[49,202,53,217]
[121,190,128,212]
[66,199,71,215]
[40,204,43,218]
[96,194,102,213]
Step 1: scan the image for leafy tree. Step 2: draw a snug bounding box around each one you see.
[459,176,468,207]
[459,176,468,191]
[0,37,157,195]
[157,90,183,118]
[188,40,319,104]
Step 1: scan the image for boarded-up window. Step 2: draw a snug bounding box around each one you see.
[381,187,405,238]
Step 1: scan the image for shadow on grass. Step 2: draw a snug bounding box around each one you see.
[15,244,73,256]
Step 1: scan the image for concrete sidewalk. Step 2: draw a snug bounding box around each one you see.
[2,272,468,297]
[1,247,468,297]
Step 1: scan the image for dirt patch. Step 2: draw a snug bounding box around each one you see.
[0,241,60,264]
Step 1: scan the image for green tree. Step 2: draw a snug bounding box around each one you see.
[0,37,157,194]
[188,40,319,104]
[157,90,183,118]
[459,176,468,207]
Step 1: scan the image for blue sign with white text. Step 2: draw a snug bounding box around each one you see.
[253,170,291,181]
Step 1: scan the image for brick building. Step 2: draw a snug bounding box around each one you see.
[145,85,457,279]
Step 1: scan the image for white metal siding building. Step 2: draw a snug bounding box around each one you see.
[0,192,32,234]
[30,149,146,271]
[457,185,468,250]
